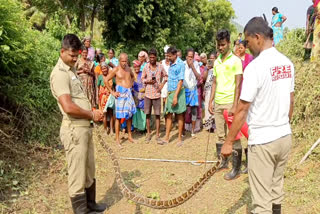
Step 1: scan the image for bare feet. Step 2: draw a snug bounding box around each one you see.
[128,136,136,143]
[116,140,123,149]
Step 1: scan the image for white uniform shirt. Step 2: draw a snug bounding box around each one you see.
[240,47,295,145]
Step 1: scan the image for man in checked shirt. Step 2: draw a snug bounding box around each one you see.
[141,48,168,143]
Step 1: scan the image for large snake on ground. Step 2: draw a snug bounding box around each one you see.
[97,133,222,209]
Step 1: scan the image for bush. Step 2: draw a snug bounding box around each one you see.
[276,28,306,59]
[0,0,62,144]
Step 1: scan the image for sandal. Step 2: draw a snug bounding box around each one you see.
[145,134,152,143]
[176,140,184,147]
[158,139,169,145]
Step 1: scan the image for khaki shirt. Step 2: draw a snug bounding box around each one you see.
[50,58,91,127]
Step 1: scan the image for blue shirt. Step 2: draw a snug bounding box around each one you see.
[167,57,185,92]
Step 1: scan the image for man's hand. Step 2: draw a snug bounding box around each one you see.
[208,103,214,115]
[112,91,120,98]
[172,96,178,107]
[92,110,103,122]
[221,141,233,157]
[146,79,156,85]
[228,106,236,116]
[187,58,194,67]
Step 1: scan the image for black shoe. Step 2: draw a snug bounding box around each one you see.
[272,204,281,214]
[224,148,242,180]
[216,142,229,170]
[86,179,107,212]
[242,148,248,174]
[71,194,88,214]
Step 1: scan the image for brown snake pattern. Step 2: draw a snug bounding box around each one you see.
[97,133,222,209]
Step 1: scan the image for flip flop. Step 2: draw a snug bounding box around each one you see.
[145,135,152,143]
[176,140,184,147]
[156,137,162,144]
[158,139,169,145]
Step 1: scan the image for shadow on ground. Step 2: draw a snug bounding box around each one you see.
[224,178,252,214]
[101,170,142,210]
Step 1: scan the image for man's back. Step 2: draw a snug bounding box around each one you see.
[241,47,294,145]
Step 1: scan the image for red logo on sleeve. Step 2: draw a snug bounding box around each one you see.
[270,65,292,81]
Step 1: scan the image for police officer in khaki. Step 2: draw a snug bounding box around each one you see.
[50,34,106,214]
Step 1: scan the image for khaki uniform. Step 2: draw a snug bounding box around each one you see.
[50,58,95,197]
[249,135,292,214]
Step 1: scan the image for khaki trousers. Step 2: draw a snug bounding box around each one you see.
[60,125,95,197]
[249,135,292,214]
[214,103,241,149]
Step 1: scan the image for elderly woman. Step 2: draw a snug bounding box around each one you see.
[132,60,146,132]
[138,51,148,72]
[75,46,96,108]
[97,62,114,133]
[83,36,95,61]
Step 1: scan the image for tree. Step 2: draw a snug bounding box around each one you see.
[101,0,235,58]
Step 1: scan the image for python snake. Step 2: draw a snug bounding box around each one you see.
[97,133,222,209]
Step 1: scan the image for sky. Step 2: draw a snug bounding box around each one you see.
[229,0,313,30]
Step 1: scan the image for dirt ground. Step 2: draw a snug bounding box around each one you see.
[5,121,320,214]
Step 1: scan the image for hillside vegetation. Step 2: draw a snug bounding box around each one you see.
[0,0,319,213]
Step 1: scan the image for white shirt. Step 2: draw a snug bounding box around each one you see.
[240,47,294,145]
[183,61,200,89]
[161,59,170,98]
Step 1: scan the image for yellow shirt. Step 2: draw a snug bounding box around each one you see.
[213,52,243,104]
[50,58,91,127]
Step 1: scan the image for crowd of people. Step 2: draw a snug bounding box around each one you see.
[49,4,308,213]
[76,32,254,149]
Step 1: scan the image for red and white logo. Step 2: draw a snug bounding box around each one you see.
[270,65,292,81]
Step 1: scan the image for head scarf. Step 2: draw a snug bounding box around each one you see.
[314,0,320,7]
[138,51,149,62]
[133,60,141,67]
[101,62,108,68]
[194,54,201,62]
[200,53,207,59]
[82,36,91,43]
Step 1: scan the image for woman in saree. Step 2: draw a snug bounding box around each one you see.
[271,7,287,45]
[75,46,96,108]
[312,0,320,61]
[97,62,114,134]
[132,60,147,132]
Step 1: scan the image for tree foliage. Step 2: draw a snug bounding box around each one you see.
[0,0,61,143]
[102,0,235,58]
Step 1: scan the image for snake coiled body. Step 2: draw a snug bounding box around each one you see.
[98,134,221,209]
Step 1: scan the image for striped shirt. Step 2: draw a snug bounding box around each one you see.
[141,62,168,99]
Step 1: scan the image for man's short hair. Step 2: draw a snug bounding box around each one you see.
[186,48,195,56]
[148,48,157,56]
[216,29,230,42]
[167,47,177,55]
[62,34,82,50]
[244,17,273,39]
